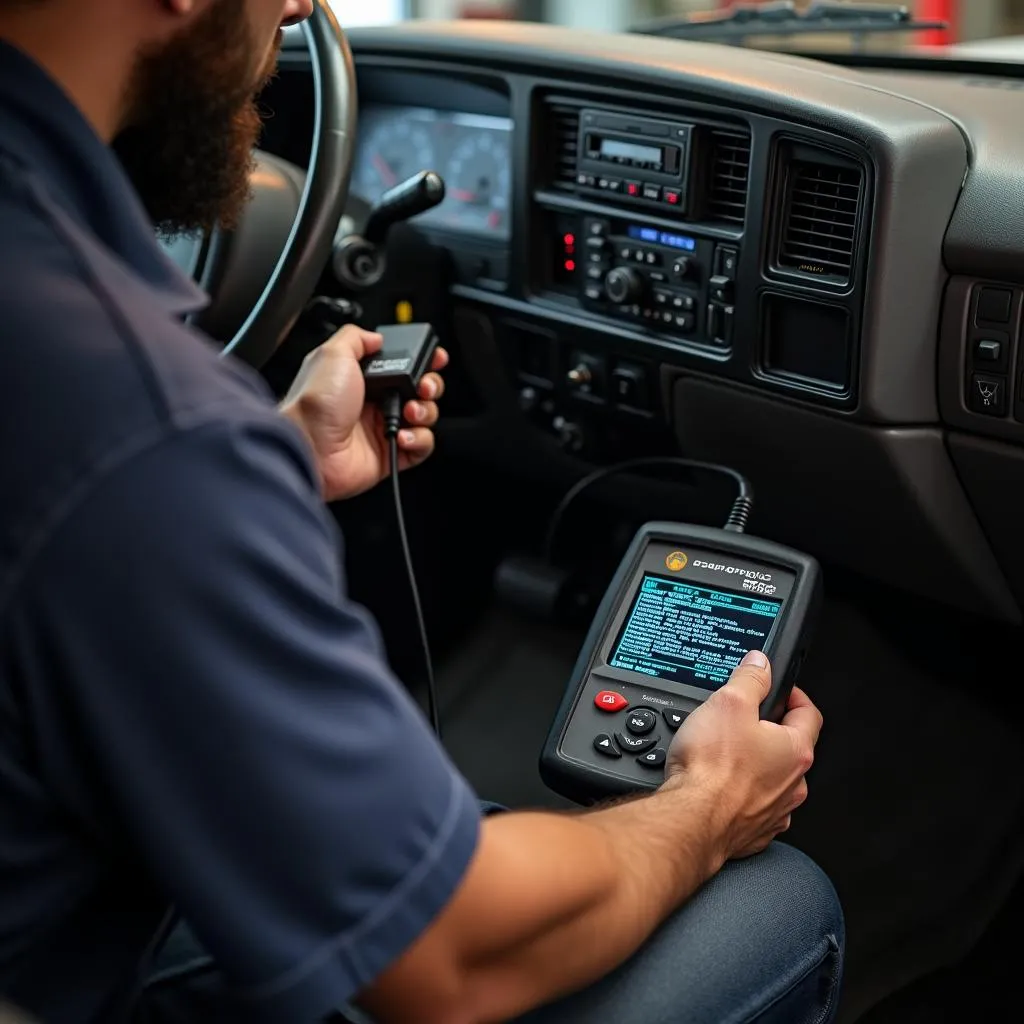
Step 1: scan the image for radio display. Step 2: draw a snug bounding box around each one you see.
[609,573,782,690]
[627,226,696,252]
[599,138,663,165]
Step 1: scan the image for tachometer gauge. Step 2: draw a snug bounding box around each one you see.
[446,131,512,233]
[354,115,435,202]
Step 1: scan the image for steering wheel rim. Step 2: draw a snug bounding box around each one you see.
[219,1,356,370]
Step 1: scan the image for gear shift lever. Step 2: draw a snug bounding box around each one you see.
[333,170,446,291]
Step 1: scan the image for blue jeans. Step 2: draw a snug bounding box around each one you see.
[139,815,844,1024]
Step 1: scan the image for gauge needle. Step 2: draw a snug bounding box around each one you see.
[372,154,397,187]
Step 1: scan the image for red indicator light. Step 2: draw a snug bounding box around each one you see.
[564,259,576,272]
[563,233,576,246]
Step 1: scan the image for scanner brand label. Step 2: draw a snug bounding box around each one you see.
[691,560,777,596]
[367,355,412,374]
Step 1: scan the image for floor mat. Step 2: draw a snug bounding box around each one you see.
[435,587,1024,1023]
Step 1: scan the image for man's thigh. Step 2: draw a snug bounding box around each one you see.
[137,840,843,1024]
[518,842,844,1024]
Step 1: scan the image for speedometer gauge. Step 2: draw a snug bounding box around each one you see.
[354,116,435,202]
[446,132,512,233]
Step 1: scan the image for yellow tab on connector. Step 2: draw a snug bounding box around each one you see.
[395,300,413,324]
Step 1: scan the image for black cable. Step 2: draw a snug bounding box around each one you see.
[382,395,441,739]
[543,457,754,565]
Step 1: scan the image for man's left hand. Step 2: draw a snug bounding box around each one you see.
[280,325,448,502]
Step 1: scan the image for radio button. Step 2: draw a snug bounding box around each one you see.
[587,251,604,265]
[585,265,603,281]
[672,294,695,312]
[576,173,596,188]
[586,219,608,237]
[586,236,606,250]
[584,284,603,301]
[663,188,682,207]
[654,291,669,306]
[607,178,623,193]
[674,314,695,332]
[649,270,667,283]
[625,180,642,197]
[642,183,661,201]
[660,311,674,325]
[645,252,660,266]
[672,258,693,278]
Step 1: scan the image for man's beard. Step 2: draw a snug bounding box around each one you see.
[112,0,279,238]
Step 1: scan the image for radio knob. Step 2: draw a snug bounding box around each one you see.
[672,257,693,278]
[604,266,645,305]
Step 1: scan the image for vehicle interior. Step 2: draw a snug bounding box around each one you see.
[180,2,1024,1020]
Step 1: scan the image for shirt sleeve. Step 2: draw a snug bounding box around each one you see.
[9,412,481,1020]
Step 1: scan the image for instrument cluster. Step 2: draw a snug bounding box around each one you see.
[351,104,514,239]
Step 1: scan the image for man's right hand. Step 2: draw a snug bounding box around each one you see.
[357,650,825,1024]
[666,649,823,861]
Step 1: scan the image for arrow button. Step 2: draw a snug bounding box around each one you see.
[593,734,621,758]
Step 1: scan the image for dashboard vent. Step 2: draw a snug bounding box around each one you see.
[547,103,581,190]
[708,130,751,225]
[777,157,863,284]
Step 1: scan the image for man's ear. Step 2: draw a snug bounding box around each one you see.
[162,0,196,16]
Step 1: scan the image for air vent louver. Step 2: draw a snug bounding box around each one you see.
[708,130,751,225]
[778,159,863,283]
[547,103,580,190]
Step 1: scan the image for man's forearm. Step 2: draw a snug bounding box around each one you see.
[359,779,727,1024]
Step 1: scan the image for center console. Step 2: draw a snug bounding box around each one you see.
[534,100,747,357]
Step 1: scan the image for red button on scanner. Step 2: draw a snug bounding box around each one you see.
[595,690,629,712]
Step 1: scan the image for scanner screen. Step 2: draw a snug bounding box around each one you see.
[609,573,782,690]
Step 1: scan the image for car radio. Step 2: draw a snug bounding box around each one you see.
[578,215,738,348]
[574,109,706,217]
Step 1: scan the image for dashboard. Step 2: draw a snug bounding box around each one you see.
[270,20,1024,627]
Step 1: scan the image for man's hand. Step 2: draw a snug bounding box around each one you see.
[666,650,823,862]
[357,650,826,1023]
[279,325,449,502]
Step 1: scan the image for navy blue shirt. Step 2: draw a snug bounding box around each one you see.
[0,40,480,1023]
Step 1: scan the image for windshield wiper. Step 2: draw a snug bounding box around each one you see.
[632,1,947,45]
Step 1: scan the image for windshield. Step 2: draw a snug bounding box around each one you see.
[338,1,1024,64]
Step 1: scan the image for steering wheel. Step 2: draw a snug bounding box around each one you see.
[186,1,356,370]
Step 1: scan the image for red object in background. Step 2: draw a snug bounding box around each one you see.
[715,0,957,46]
[917,0,956,46]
